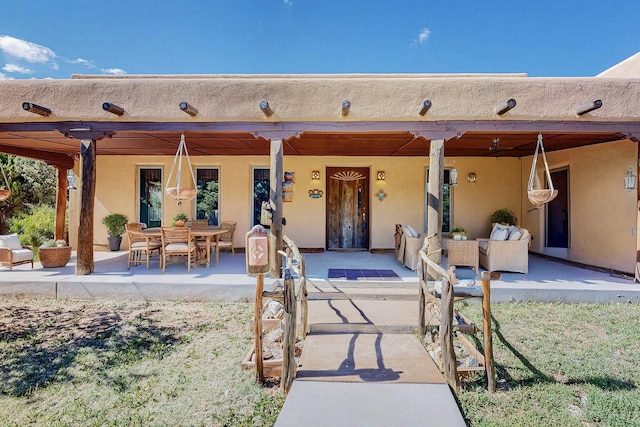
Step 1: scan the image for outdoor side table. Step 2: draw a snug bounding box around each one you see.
[446,239,479,273]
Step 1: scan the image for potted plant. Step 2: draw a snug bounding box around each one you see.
[39,239,72,267]
[491,208,518,226]
[173,213,188,227]
[102,213,129,251]
[451,226,466,240]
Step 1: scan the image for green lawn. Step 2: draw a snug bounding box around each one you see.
[457,301,640,426]
[0,298,284,426]
[1,297,638,426]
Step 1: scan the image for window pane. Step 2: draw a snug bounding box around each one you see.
[139,168,162,228]
[253,168,270,226]
[424,168,451,233]
[196,168,219,226]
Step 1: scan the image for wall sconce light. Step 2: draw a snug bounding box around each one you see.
[22,102,51,116]
[576,99,602,116]
[102,102,125,116]
[341,100,351,116]
[311,170,320,180]
[450,168,458,186]
[468,172,477,183]
[377,171,385,181]
[67,170,77,190]
[179,102,198,116]
[418,99,432,116]
[495,99,516,115]
[625,166,637,191]
[259,100,273,117]
[308,189,323,199]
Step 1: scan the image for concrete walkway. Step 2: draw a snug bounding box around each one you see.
[275,282,466,426]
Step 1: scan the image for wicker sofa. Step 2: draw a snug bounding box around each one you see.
[396,225,424,271]
[0,233,34,270]
[478,225,530,274]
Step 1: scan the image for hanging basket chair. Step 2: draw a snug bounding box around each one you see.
[0,161,11,202]
[527,133,558,209]
[165,133,197,204]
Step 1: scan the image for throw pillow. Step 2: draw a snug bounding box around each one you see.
[492,228,510,241]
[0,233,23,250]
[404,225,418,238]
[508,228,523,241]
[490,223,508,240]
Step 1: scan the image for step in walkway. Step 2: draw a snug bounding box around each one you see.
[274,281,467,427]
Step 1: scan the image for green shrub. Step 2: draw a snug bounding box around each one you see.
[102,213,128,237]
[491,208,518,225]
[10,205,55,248]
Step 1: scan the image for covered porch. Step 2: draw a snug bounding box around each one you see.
[1,70,640,277]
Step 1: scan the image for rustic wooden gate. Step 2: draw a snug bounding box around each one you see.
[326,167,369,250]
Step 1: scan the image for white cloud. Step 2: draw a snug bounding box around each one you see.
[69,57,94,67]
[411,28,431,46]
[283,0,292,4]
[0,35,127,78]
[0,35,55,63]
[101,68,127,75]
[2,63,33,74]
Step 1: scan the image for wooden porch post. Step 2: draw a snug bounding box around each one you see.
[76,139,96,275]
[54,165,68,241]
[269,138,284,278]
[426,139,444,263]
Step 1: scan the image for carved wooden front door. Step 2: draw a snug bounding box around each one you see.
[326,167,369,250]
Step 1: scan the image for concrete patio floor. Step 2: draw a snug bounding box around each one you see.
[0,249,638,302]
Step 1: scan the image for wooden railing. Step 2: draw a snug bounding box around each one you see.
[254,235,308,393]
[417,247,499,392]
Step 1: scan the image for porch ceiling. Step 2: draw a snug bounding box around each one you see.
[0,122,632,165]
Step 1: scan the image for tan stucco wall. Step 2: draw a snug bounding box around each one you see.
[1,75,640,123]
[73,155,522,252]
[70,142,638,273]
[521,139,638,273]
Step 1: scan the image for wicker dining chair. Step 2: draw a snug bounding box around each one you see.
[188,220,210,261]
[160,227,197,273]
[213,221,236,262]
[126,229,162,270]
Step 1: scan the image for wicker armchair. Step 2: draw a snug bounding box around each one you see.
[396,225,424,271]
[478,226,530,274]
[0,233,34,270]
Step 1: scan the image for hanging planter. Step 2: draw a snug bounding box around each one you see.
[527,133,558,208]
[165,133,197,205]
[0,160,11,201]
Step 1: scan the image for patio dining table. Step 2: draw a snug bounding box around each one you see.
[144,227,227,267]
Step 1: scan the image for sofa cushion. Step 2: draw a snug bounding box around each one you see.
[0,234,23,250]
[403,225,418,238]
[11,248,33,263]
[478,240,489,252]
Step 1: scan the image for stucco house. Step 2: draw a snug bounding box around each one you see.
[1,53,639,276]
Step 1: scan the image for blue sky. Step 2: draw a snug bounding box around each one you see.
[1,1,639,79]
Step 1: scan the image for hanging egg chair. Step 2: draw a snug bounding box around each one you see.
[165,133,197,205]
[0,161,11,201]
[527,133,558,209]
